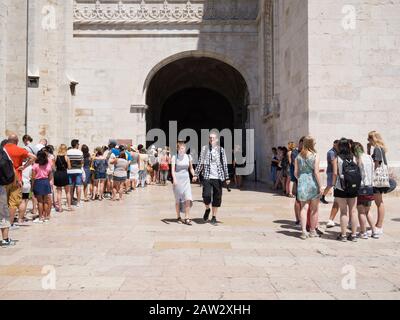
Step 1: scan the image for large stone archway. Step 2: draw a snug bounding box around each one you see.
[145,56,250,140]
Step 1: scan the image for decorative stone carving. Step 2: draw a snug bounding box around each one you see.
[73,0,259,26]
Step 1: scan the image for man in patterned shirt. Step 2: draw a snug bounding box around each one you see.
[193,131,230,225]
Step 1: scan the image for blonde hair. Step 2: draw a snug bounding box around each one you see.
[287,141,296,151]
[57,144,68,156]
[368,131,387,153]
[177,142,186,150]
[300,136,316,158]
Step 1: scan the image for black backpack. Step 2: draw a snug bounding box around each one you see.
[0,146,15,186]
[340,156,361,193]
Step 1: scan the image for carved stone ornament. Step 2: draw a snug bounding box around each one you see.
[73,0,259,26]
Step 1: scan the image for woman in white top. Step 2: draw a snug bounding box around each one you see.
[367,131,389,236]
[353,142,379,239]
[171,142,195,225]
[129,146,140,191]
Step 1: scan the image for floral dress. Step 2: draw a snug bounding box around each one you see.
[296,154,319,202]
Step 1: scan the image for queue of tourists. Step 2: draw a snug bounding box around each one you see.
[0,131,231,246]
[271,131,395,241]
[0,130,395,247]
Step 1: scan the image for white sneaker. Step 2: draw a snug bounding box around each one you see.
[33,218,43,224]
[10,224,20,230]
[359,232,369,240]
[326,220,335,228]
[374,227,384,235]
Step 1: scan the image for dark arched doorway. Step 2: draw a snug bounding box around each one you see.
[146,56,249,136]
[160,87,234,136]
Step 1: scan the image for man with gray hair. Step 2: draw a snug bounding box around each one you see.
[193,131,230,225]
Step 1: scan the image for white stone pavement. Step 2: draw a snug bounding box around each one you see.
[0,183,399,300]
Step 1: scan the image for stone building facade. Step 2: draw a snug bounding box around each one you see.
[1,0,399,182]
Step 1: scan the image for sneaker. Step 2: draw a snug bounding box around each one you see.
[374,227,384,236]
[347,234,358,242]
[309,230,319,238]
[1,239,16,247]
[300,232,309,240]
[203,208,211,221]
[359,232,369,240]
[337,234,347,242]
[320,196,329,204]
[210,216,217,225]
[33,218,43,224]
[371,232,380,239]
[316,228,324,236]
[326,220,336,228]
[10,224,19,230]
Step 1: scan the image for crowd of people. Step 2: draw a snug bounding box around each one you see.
[0,131,232,246]
[270,131,395,241]
[0,130,395,247]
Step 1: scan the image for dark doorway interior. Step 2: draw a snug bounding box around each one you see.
[160,87,234,139]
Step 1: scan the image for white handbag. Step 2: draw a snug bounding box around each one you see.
[372,148,390,188]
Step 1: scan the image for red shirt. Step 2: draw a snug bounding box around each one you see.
[4,143,29,181]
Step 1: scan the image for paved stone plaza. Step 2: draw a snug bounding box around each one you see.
[1,183,399,300]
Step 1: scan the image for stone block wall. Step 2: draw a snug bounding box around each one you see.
[0,1,7,138]
[274,0,309,146]
[308,0,400,176]
[3,0,27,138]
[70,26,259,149]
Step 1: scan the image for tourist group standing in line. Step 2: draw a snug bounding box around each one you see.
[0,131,232,246]
[271,131,394,241]
[0,129,395,246]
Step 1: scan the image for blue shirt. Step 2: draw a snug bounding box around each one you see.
[111,148,120,157]
[326,148,337,174]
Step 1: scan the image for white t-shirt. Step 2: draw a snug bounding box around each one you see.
[22,166,32,194]
[67,149,83,174]
[359,154,374,187]
[105,151,116,175]
[209,147,219,179]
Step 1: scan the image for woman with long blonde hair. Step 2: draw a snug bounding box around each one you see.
[294,136,322,239]
[367,131,389,236]
[54,144,72,212]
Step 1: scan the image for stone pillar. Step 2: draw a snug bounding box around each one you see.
[0,0,7,137]
[248,104,261,181]
[4,0,28,138]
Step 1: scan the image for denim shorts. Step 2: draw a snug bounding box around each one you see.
[68,173,83,186]
[94,172,106,181]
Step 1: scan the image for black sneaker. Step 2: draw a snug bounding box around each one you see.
[320,196,329,204]
[203,208,211,221]
[337,234,347,242]
[347,234,358,242]
[1,239,16,247]
[210,216,217,225]
[316,228,324,236]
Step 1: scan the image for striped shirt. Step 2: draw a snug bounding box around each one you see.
[67,149,83,174]
[195,145,229,181]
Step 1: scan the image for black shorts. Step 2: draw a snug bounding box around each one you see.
[373,187,390,194]
[334,189,357,199]
[22,193,30,200]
